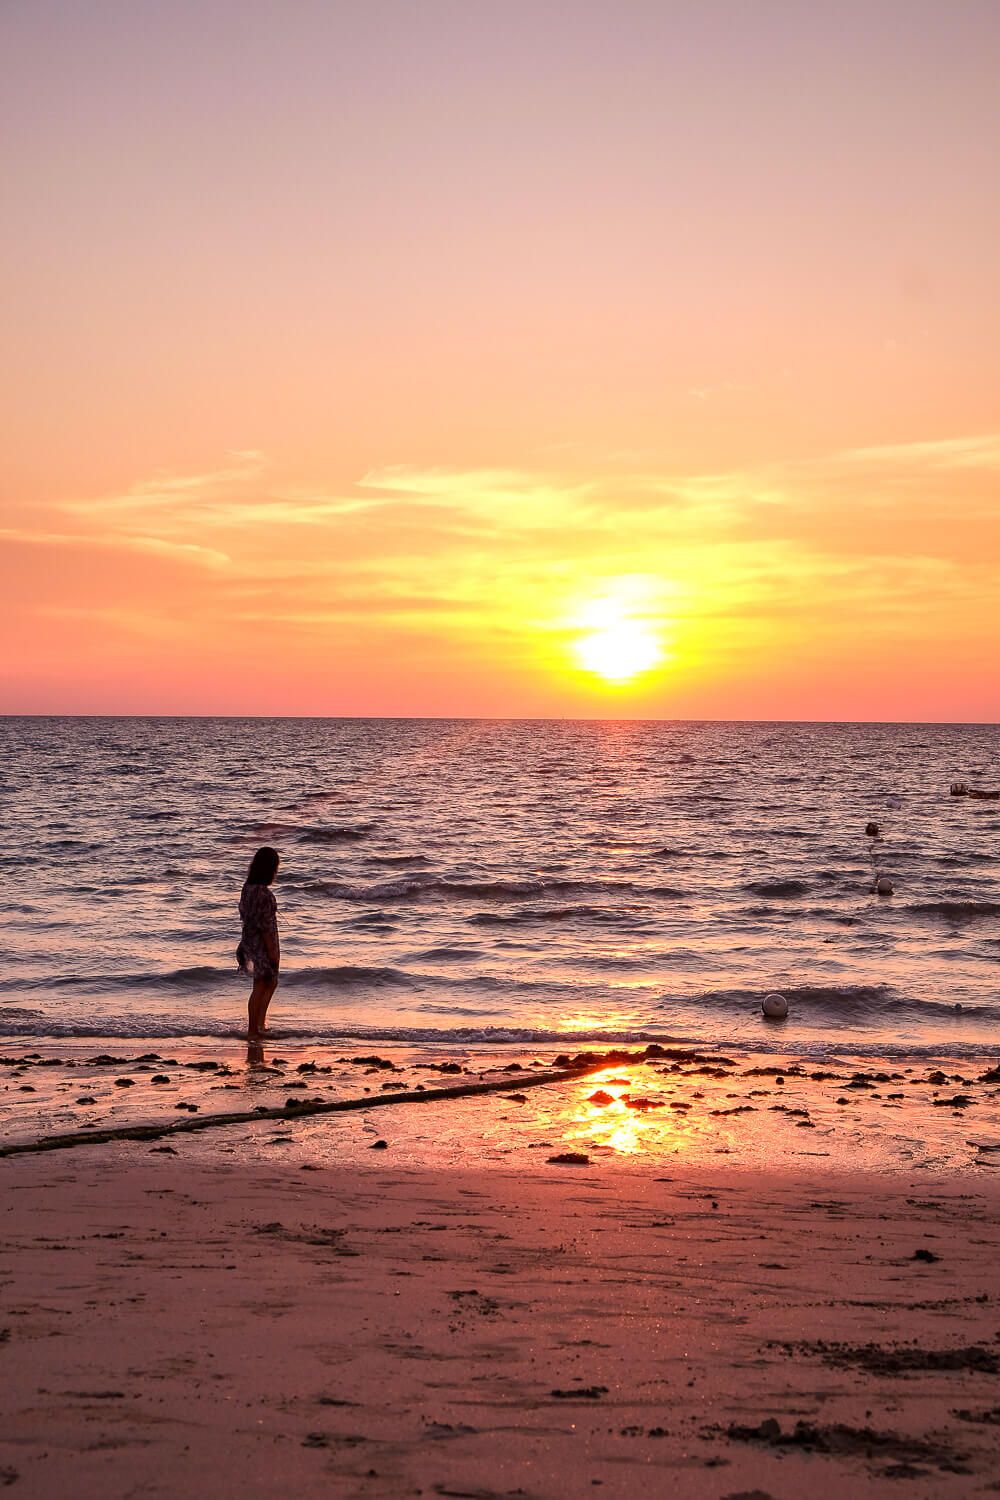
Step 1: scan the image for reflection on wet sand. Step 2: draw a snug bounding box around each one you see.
[561,1066,721,1157]
[2,1039,995,1177]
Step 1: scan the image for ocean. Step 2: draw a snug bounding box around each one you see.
[2,717,998,1059]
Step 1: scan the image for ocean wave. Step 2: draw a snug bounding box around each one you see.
[744,879,811,898]
[366,854,431,867]
[410,946,484,962]
[249,821,373,843]
[0,1019,643,1043]
[0,1014,670,1043]
[0,1013,992,1062]
[470,904,648,926]
[907,901,1000,921]
[689,984,1000,1025]
[1,963,416,995]
[414,1002,505,1018]
[300,824,375,844]
[740,902,849,923]
[17,965,231,992]
[283,965,416,989]
[302,873,638,903]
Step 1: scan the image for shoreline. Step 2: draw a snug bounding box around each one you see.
[3,1036,999,1175]
[3,1022,996,1060]
[5,1038,1000,1176]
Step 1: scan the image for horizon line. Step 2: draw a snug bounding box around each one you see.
[2,712,998,728]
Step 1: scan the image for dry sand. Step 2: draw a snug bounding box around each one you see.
[2,1044,999,1497]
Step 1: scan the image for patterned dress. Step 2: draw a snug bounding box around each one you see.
[239,881,279,982]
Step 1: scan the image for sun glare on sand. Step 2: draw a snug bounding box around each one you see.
[573,599,663,684]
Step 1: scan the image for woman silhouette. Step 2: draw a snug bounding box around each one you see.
[238,846,281,1039]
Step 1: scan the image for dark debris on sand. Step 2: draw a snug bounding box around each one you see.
[783,1340,1000,1375]
[953,1407,1000,1425]
[713,1417,970,1476]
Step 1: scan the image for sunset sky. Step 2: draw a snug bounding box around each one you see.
[3,0,998,719]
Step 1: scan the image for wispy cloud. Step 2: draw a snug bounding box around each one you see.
[0,527,230,568]
[58,454,378,533]
[834,432,1000,471]
[61,454,266,515]
[358,465,597,528]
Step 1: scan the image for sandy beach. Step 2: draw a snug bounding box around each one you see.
[3,1043,999,1497]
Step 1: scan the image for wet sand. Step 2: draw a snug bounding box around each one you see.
[2,1038,999,1173]
[2,1042,999,1496]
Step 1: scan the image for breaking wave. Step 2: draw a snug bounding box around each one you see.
[0,1011,991,1062]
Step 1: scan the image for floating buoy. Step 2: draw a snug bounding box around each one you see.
[951,782,968,796]
[762,992,789,1020]
[875,876,894,896]
[865,821,880,838]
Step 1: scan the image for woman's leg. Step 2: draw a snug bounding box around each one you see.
[257,977,278,1033]
[248,976,274,1038]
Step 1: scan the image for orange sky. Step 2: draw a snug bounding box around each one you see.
[2,2,999,719]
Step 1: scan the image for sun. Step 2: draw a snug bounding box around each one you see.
[573,603,663,683]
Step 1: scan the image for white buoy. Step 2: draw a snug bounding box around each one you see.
[762,992,789,1020]
[876,876,894,896]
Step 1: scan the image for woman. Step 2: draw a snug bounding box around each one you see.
[238,846,281,1039]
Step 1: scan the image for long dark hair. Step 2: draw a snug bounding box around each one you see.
[246,846,280,886]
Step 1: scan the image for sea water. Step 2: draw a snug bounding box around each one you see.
[2,717,998,1058]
